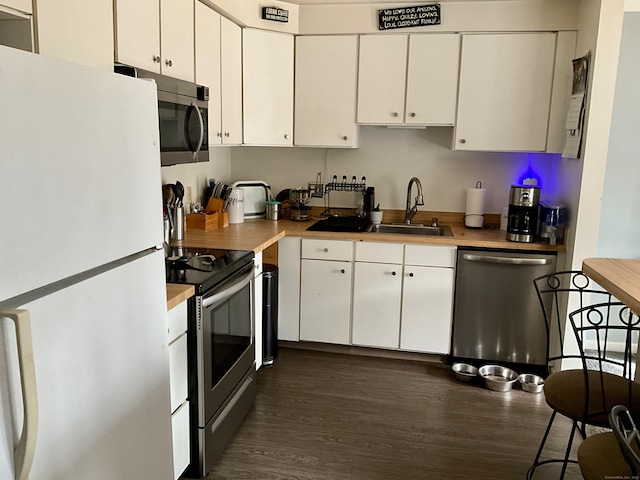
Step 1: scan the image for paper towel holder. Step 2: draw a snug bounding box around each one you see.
[464,180,486,229]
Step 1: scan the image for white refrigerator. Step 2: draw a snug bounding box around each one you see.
[0,46,174,479]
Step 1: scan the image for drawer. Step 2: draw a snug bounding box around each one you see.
[302,239,353,261]
[169,332,188,413]
[167,300,187,343]
[171,400,190,480]
[355,242,403,264]
[404,245,456,268]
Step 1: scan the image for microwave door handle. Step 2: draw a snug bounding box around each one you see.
[189,101,204,160]
[202,267,254,308]
[1,309,38,480]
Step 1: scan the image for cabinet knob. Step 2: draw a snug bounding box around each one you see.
[224,132,230,137]
[408,272,414,277]
[323,248,329,253]
[392,112,399,117]
[460,138,466,144]
[340,269,345,274]
[153,55,161,63]
[284,134,290,140]
[410,112,416,118]
[342,136,348,141]
[165,59,173,67]
[217,132,223,138]
[391,271,397,276]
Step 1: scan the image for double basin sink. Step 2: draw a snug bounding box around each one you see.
[366,223,453,237]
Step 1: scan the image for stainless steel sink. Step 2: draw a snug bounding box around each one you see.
[366,223,453,237]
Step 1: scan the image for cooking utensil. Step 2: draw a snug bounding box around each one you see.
[175,181,185,207]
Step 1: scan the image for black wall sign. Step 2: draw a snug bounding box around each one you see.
[262,7,289,23]
[378,4,441,30]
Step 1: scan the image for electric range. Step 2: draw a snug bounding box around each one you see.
[165,246,254,293]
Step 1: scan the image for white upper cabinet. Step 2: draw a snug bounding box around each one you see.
[195,2,221,145]
[405,34,460,125]
[295,35,359,147]
[220,16,243,145]
[35,0,113,71]
[195,4,242,145]
[243,28,294,146]
[160,0,194,82]
[114,0,194,82]
[454,33,556,152]
[357,34,407,125]
[357,33,460,126]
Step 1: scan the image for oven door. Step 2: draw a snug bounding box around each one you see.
[158,90,209,166]
[196,263,255,426]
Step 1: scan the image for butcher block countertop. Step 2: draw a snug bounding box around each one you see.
[582,258,640,315]
[172,211,565,255]
[166,284,194,311]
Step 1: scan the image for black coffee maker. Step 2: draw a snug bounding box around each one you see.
[507,185,540,243]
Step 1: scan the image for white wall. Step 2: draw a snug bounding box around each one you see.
[160,147,231,208]
[567,0,625,270]
[231,126,563,214]
[596,11,640,258]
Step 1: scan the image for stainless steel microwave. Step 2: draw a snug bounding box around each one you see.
[115,65,209,166]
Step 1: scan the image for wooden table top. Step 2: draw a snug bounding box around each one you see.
[582,258,640,314]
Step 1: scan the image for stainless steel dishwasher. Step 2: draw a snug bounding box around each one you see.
[452,248,557,366]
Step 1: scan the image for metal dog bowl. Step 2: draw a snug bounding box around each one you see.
[518,374,545,393]
[452,363,478,382]
[478,365,518,392]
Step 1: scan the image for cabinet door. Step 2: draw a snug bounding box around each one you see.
[114,0,161,73]
[220,17,242,144]
[278,237,301,341]
[400,266,454,354]
[160,0,194,82]
[295,35,358,147]
[195,2,221,145]
[300,259,352,345]
[36,0,114,71]
[171,401,190,480]
[169,332,188,412]
[455,33,556,152]
[357,34,407,124]
[352,262,402,349]
[243,28,294,145]
[405,34,460,125]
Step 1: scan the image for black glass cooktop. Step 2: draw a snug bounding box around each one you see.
[165,247,254,294]
[306,215,369,233]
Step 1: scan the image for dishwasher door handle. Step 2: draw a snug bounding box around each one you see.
[462,254,553,266]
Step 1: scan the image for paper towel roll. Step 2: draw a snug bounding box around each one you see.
[465,187,486,228]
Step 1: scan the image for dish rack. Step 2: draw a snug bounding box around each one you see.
[321,175,367,218]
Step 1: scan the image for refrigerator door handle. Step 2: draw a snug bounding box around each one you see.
[462,254,553,266]
[1,309,38,480]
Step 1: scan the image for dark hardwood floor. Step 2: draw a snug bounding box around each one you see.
[191,347,583,480]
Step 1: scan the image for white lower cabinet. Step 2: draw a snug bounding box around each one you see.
[352,242,404,349]
[297,239,456,354]
[278,237,301,341]
[166,298,189,480]
[300,239,354,345]
[400,244,456,354]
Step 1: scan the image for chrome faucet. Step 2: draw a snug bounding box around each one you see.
[404,177,424,224]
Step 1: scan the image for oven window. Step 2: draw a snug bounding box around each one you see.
[209,281,252,386]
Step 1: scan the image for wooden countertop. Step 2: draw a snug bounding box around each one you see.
[172,214,565,254]
[582,258,640,315]
[166,284,194,311]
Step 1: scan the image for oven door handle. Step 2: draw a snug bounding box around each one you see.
[202,267,254,308]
